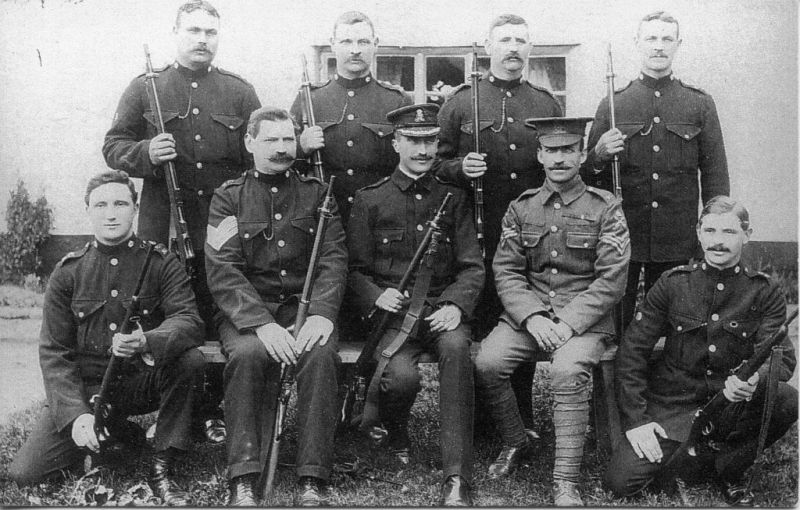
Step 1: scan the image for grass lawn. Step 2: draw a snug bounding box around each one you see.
[1,365,796,507]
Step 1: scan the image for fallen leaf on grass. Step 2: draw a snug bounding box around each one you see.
[26,495,42,505]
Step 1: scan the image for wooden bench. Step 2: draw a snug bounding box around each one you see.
[198,339,623,454]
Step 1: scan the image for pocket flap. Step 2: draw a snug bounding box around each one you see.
[121,295,160,318]
[566,232,599,249]
[520,232,543,248]
[211,113,245,131]
[362,123,395,138]
[71,300,105,320]
[239,221,271,240]
[667,313,705,334]
[143,110,179,127]
[376,228,404,245]
[317,121,340,131]
[460,120,495,135]
[722,319,759,339]
[617,122,646,138]
[291,216,317,236]
[666,123,701,141]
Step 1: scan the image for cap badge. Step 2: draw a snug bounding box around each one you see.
[415,109,425,122]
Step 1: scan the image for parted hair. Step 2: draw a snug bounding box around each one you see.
[176,1,220,26]
[698,196,750,230]
[333,11,375,38]
[85,170,138,206]
[638,10,680,39]
[489,14,528,35]
[247,106,298,138]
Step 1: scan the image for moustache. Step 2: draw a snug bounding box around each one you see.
[411,156,433,161]
[707,245,730,253]
[504,54,522,61]
[549,166,571,171]
[268,154,294,163]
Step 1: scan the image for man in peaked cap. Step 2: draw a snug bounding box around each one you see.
[103,0,262,444]
[476,117,629,506]
[348,103,484,505]
[583,10,729,331]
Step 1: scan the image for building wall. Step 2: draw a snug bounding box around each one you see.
[0,0,797,244]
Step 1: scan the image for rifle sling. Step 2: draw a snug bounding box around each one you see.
[360,255,435,432]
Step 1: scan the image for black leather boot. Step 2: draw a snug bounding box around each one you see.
[149,448,190,506]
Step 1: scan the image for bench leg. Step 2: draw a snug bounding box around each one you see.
[592,360,622,456]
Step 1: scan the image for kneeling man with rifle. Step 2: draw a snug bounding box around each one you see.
[9,170,205,506]
[607,196,798,505]
[205,106,347,506]
[346,104,484,506]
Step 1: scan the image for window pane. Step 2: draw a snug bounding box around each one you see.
[476,57,490,77]
[426,56,465,90]
[377,56,415,91]
[326,58,336,80]
[528,57,566,91]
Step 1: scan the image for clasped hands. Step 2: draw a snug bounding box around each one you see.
[255,315,333,365]
[524,314,574,352]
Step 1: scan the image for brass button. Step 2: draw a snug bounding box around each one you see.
[506,91,512,97]
[346,140,354,147]
[711,313,719,321]
[382,238,389,244]
[196,162,203,169]
[551,250,558,257]
[243,233,250,239]
[717,283,725,291]
[78,311,85,318]
[654,90,661,97]
[347,90,355,97]
[192,108,200,115]
[111,289,118,298]
[652,173,659,180]
[653,145,660,152]
[708,344,717,352]
[551,268,558,274]
[280,269,287,276]
[510,172,517,180]
[110,258,118,266]
[416,224,424,232]
[197,190,204,196]
[653,116,661,123]
[652,201,659,208]
[509,143,517,150]
[347,114,355,121]
[191,82,198,89]
[347,196,354,203]
[415,193,422,200]
[274,213,282,220]
[278,240,285,247]
[271,187,278,193]
[554,202,562,210]
[706,369,713,376]
[548,290,556,298]
[550,225,558,233]
[109,323,117,331]
[677,325,683,331]
[195,134,202,141]
[508,117,514,123]
[347,169,354,176]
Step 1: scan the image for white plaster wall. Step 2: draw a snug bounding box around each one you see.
[0,0,796,242]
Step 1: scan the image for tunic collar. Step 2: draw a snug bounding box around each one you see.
[334,73,374,89]
[700,259,743,278]
[94,235,138,256]
[540,177,586,206]
[173,61,213,79]
[638,72,674,90]
[391,167,434,192]
[252,168,292,186]
[487,72,523,90]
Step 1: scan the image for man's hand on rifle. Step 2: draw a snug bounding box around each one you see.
[295,315,334,353]
[461,152,487,179]
[723,372,759,402]
[256,323,298,365]
[112,323,148,358]
[148,132,177,165]
[299,125,325,153]
[625,422,668,464]
[593,128,626,163]
[72,413,106,452]
[425,304,463,333]
[375,288,409,314]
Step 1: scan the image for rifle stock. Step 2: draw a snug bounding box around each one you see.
[339,193,453,427]
[260,177,337,498]
[143,44,195,271]
[91,245,156,451]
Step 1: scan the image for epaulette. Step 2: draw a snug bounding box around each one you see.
[585,186,616,203]
[516,187,542,201]
[433,173,459,187]
[743,266,770,279]
[310,79,331,89]
[221,174,246,189]
[297,171,324,185]
[360,176,391,192]
[614,80,634,94]
[677,79,707,95]
[376,80,406,94]
[448,83,471,97]
[216,67,256,87]
[57,242,90,267]
[144,240,170,257]
[525,81,559,102]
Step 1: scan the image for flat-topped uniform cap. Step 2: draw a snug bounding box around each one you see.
[525,116,593,148]
[386,103,441,137]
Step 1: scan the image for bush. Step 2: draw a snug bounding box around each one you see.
[0,180,53,285]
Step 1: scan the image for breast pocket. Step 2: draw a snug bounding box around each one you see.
[210,113,246,165]
[665,123,701,171]
[431,234,454,278]
[616,122,646,171]
[665,313,705,366]
[519,228,545,269]
[460,120,495,151]
[71,300,107,355]
[722,318,759,359]
[143,110,180,139]
[239,221,272,264]
[374,228,405,275]
[287,216,317,269]
[122,294,162,332]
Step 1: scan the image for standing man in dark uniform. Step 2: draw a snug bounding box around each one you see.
[9,171,205,507]
[291,10,412,223]
[606,197,797,506]
[476,118,629,506]
[348,104,484,506]
[103,0,261,442]
[437,14,563,429]
[584,10,729,328]
[205,106,347,506]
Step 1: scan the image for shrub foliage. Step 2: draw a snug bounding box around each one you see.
[0,180,53,285]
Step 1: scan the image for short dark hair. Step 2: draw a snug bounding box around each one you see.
[638,10,680,39]
[698,196,750,230]
[247,106,298,138]
[175,1,220,27]
[332,11,375,39]
[488,14,528,36]
[85,170,138,206]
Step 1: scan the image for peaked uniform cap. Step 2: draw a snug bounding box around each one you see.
[386,103,441,137]
[525,116,593,147]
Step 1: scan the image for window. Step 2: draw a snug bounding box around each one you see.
[426,56,465,104]
[529,57,566,112]
[376,56,415,91]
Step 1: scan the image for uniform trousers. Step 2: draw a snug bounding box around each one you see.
[604,382,798,497]
[218,317,340,481]
[9,348,205,485]
[476,321,609,452]
[376,317,474,480]
[622,260,686,329]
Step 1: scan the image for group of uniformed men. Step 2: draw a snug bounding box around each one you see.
[8,2,797,508]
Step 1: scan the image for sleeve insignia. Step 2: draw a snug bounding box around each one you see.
[206,215,238,251]
[600,233,630,256]
[500,226,519,247]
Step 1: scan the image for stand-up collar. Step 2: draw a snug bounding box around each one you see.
[94,235,138,255]
[700,259,743,278]
[173,61,212,79]
[639,72,674,90]
[487,72,523,89]
[333,73,374,89]
[391,167,434,192]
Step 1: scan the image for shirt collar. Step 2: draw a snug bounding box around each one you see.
[638,72,674,90]
[540,177,586,205]
[334,73,373,89]
[487,72,523,90]
[94,234,138,255]
[173,61,213,79]
[391,167,433,192]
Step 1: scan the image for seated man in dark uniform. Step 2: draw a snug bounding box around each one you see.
[9,170,206,506]
[606,196,797,506]
[347,104,485,506]
[204,106,347,506]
